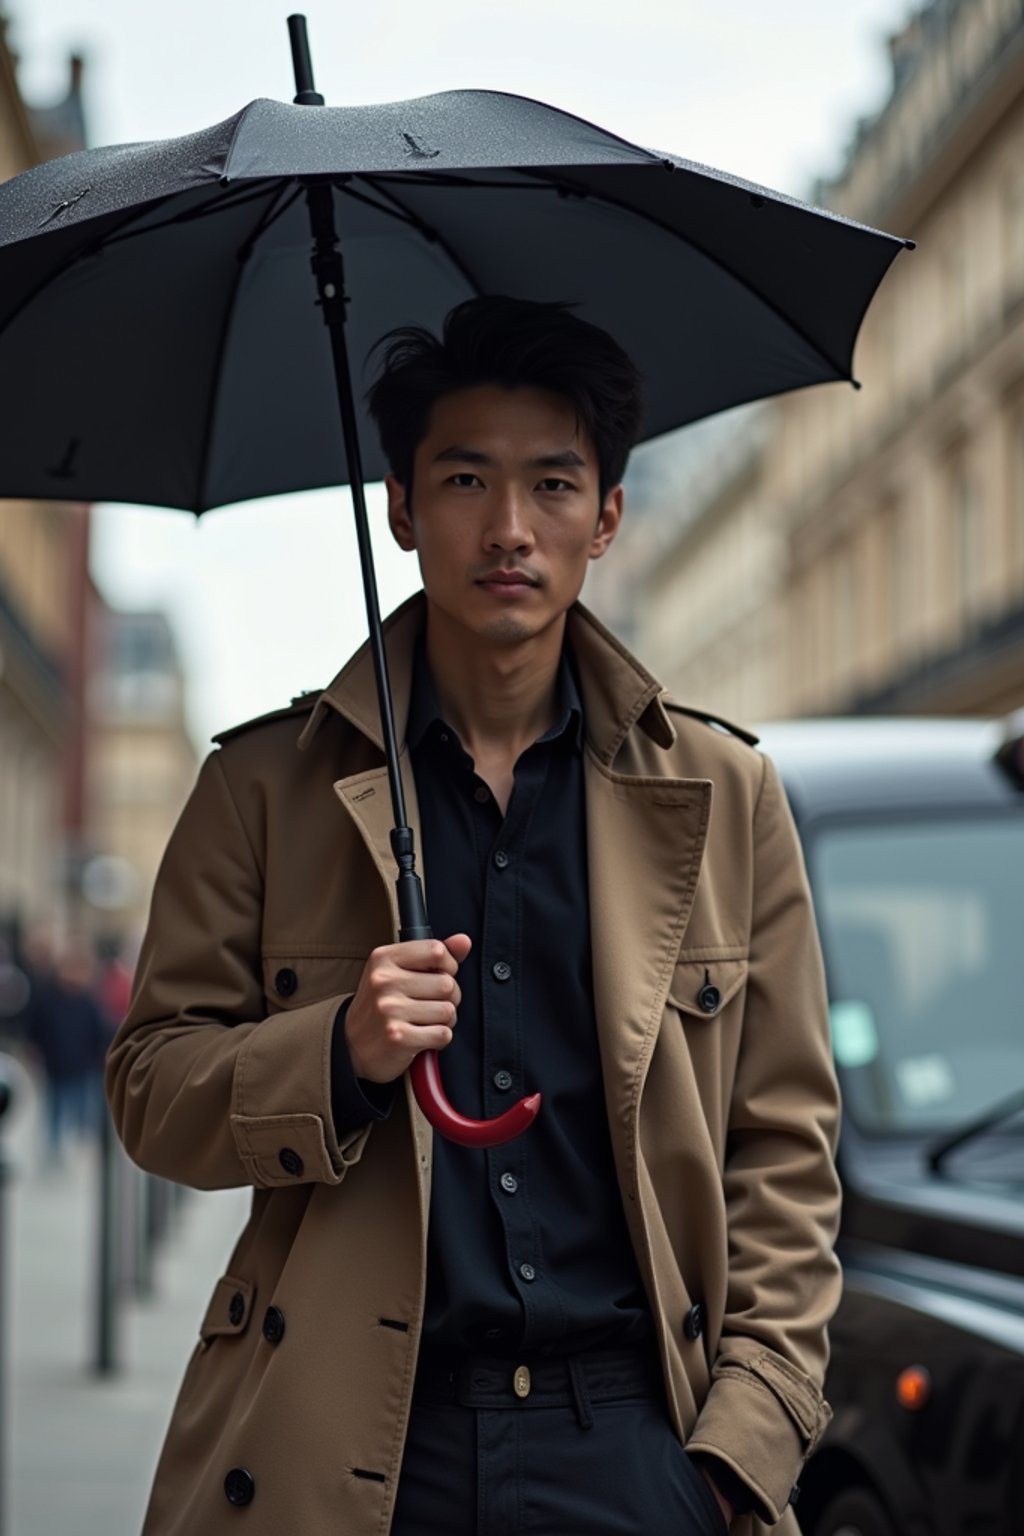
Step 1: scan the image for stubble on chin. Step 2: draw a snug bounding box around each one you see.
[475,612,536,644]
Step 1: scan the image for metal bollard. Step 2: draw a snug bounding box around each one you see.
[93,1099,120,1376]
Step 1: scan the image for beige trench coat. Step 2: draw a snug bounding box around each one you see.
[107,594,841,1536]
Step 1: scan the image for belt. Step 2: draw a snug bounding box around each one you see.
[412,1347,663,1428]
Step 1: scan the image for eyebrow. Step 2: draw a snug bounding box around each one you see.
[432,446,587,469]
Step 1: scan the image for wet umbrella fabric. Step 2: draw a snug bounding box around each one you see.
[0,90,910,511]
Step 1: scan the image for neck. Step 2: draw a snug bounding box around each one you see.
[424,604,568,763]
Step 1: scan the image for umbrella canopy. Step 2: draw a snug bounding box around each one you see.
[0,90,911,512]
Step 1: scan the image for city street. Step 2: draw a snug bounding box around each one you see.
[5,1070,248,1535]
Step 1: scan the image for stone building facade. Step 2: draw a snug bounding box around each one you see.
[628,0,1024,724]
[0,22,87,946]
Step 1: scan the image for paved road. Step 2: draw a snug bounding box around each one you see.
[4,1061,249,1536]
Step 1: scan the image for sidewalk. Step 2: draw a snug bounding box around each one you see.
[5,1066,249,1536]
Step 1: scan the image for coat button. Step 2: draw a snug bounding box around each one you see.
[278,1147,304,1177]
[224,1468,255,1506]
[697,979,720,1014]
[492,961,512,982]
[493,1070,513,1091]
[275,967,298,997]
[262,1306,286,1345]
[228,1291,245,1327]
[684,1302,706,1341]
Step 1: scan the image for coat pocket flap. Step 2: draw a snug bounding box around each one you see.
[669,958,748,1018]
[200,1274,255,1341]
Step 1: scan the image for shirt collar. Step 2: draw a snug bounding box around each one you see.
[407,633,584,757]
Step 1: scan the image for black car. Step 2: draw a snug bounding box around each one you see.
[757,717,1024,1536]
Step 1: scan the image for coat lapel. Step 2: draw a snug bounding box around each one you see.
[566,604,713,1195]
[584,753,711,1197]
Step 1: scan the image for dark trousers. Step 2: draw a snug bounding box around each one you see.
[391,1350,729,1536]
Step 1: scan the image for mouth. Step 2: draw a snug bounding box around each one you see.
[475,570,540,593]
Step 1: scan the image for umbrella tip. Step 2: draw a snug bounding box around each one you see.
[287,14,325,106]
[902,237,917,251]
[850,377,863,391]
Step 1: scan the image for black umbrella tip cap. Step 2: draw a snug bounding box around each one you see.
[902,238,917,251]
[287,14,325,105]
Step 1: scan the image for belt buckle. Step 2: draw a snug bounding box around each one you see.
[513,1364,531,1399]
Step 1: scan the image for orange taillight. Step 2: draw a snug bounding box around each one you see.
[896,1366,931,1411]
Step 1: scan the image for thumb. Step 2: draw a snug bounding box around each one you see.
[443,932,473,966]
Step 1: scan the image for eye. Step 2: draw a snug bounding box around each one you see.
[537,477,575,493]
[447,472,482,489]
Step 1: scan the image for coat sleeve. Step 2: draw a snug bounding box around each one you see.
[105,749,373,1191]
[685,753,842,1523]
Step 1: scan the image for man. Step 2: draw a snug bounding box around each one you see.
[107,297,841,1536]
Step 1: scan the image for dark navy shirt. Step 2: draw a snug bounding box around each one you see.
[332,640,651,1360]
[408,643,651,1360]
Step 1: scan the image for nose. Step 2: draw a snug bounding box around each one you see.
[484,485,533,553]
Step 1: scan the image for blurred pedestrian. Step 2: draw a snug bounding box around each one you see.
[96,936,135,1041]
[26,937,107,1164]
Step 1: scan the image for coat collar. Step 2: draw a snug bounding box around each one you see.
[298,591,677,766]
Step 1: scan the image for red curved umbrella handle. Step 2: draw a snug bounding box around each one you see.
[410,1052,541,1148]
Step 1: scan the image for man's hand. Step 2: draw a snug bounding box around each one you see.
[345,935,472,1083]
[699,1468,734,1530]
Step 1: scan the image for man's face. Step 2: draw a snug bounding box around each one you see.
[385,384,622,647]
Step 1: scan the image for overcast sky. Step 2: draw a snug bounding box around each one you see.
[14,0,912,748]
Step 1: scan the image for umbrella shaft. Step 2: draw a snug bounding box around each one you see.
[304,181,410,838]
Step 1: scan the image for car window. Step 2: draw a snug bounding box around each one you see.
[808,817,1023,1135]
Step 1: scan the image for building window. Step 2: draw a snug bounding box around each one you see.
[1002,169,1024,304]
[886,501,911,655]
[1013,417,1024,594]
[950,459,981,624]
[833,542,858,693]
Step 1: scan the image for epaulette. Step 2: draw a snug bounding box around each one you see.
[662,698,760,748]
[212,690,321,746]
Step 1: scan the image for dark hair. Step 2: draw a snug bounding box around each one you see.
[366,296,643,499]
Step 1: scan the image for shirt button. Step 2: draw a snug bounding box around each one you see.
[518,1262,536,1282]
[500,1171,518,1194]
[473,785,490,803]
[493,1070,513,1091]
[492,961,512,983]
[494,849,510,869]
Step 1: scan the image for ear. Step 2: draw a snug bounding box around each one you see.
[589,484,623,562]
[386,474,416,551]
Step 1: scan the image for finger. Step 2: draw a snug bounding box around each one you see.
[443,933,473,966]
[392,939,460,975]
[387,971,458,1003]
[382,998,457,1027]
[388,1022,455,1053]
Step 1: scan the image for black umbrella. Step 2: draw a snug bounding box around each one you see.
[0,16,912,1144]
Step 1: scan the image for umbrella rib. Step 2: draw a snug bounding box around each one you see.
[340,177,484,296]
[373,164,881,382]
[193,183,300,512]
[100,181,286,249]
[501,166,870,382]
